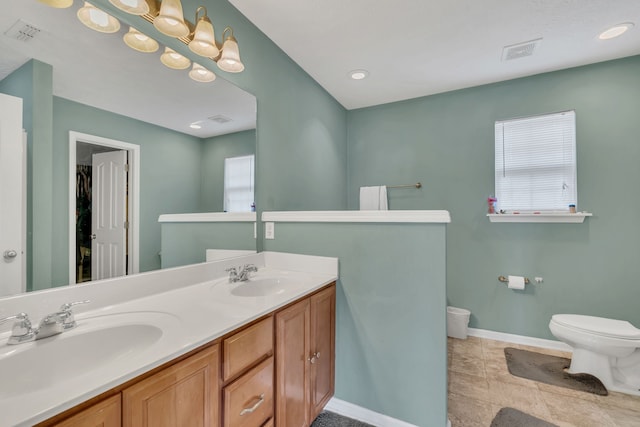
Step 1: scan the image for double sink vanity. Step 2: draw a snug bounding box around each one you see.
[0,252,337,427]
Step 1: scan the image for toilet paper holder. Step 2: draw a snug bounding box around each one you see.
[498,275,530,285]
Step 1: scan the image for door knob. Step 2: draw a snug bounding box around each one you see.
[3,250,17,259]
[90,234,97,240]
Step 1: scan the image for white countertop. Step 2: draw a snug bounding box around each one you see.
[0,252,337,427]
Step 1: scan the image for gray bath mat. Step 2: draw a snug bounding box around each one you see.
[311,411,374,427]
[490,407,559,427]
[504,347,608,396]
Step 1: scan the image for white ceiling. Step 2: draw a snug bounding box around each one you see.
[229,0,640,110]
[0,1,256,138]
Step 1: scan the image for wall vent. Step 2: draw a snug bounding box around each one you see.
[502,38,542,61]
[208,115,233,124]
[4,19,41,42]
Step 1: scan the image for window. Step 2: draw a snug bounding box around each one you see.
[223,155,254,212]
[495,111,576,212]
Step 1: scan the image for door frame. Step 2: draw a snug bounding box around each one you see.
[68,131,140,284]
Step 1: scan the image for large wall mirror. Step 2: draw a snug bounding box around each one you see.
[0,1,257,295]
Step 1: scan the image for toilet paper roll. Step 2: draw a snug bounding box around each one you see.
[507,275,526,290]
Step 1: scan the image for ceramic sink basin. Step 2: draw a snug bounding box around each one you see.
[230,277,299,297]
[0,311,178,397]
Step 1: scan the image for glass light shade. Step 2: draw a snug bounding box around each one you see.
[189,17,219,58]
[189,63,216,82]
[77,2,121,33]
[217,36,244,73]
[37,0,73,8]
[160,47,191,69]
[153,0,189,38]
[123,27,159,53]
[109,0,149,15]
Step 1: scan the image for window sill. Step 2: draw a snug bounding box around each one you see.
[487,212,592,223]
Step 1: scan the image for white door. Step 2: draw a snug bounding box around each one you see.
[91,150,127,281]
[0,94,25,296]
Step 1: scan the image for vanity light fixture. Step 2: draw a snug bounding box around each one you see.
[77,2,121,33]
[598,22,634,40]
[153,0,190,38]
[217,27,244,73]
[37,0,73,8]
[160,46,191,69]
[188,6,219,58]
[109,0,150,16]
[189,62,216,82]
[349,69,369,80]
[123,27,159,53]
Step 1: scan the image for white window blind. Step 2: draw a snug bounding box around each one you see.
[495,111,576,212]
[223,155,254,212]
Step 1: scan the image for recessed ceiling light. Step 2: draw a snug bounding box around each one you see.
[190,123,202,129]
[349,69,369,80]
[599,22,634,40]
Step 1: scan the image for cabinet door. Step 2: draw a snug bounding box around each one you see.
[309,285,336,421]
[123,344,220,427]
[54,394,121,427]
[275,298,310,427]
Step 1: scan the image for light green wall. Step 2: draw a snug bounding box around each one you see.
[160,222,255,268]
[348,56,640,340]
[201,129,256,212]
[52,96,203,285]
[0,59,53,292]
[264,222,448,427]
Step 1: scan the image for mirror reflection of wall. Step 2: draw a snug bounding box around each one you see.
[0,1,257,295]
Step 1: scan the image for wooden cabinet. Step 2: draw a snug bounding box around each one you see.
[39,283,335,427]
[223,357,274,427]
[52,395,121,427]
[122,343,220,427]
[222,316,274,427]
[275,284,335,426]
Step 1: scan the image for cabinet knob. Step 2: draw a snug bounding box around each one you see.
[308,352,320,364]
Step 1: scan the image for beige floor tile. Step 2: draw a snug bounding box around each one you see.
[450,352,486,378]
[488,379,553,420]
[448,336,640,427]
[540,390,618,427]
[447,393,499,427]
[448,370,492,403]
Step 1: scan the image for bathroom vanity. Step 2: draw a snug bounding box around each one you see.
[0,252,337,427]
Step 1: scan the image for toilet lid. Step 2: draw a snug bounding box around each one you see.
[552,314,640,339]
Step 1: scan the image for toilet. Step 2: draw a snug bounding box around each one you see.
[549,314,640,396]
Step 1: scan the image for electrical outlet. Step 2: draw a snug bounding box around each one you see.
[265,222,275,239]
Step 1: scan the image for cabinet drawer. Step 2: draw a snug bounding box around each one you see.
[224,316,273,381]
[224,356,274,427]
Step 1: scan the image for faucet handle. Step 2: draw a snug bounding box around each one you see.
[0,313,35,344]
[59,300,90,312]
[58,300,90,330]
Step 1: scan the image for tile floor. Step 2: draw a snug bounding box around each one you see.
[447,336,640,427]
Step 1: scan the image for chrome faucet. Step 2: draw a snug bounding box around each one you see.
[0,300,90,345]
[226,264,258,283]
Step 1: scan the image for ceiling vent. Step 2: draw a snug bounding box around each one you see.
[4,19,41,42]
[208,115,232,124]
[502,38,542,61]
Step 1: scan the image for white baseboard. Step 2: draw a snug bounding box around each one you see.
[325,398,421,427]
[467,327,572,353]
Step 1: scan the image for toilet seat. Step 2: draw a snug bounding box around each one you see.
[552,314,640,340]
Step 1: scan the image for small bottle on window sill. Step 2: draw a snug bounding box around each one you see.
[569,204,576,214]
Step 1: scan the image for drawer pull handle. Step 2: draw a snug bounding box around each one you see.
[240,393,265,416]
